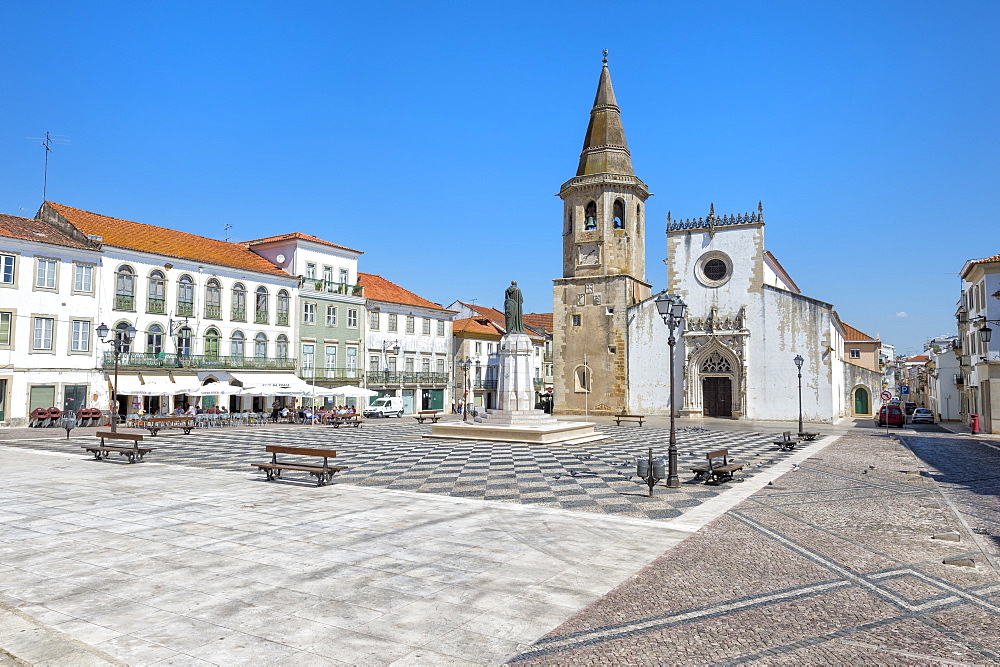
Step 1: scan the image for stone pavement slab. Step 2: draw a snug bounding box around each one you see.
[512,429,1000,664]
[0,445,691,664]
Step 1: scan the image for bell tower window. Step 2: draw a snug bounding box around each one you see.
[584,201,597,230]
[613,199,625,229]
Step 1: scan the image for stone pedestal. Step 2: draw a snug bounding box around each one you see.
[430,333,605,445]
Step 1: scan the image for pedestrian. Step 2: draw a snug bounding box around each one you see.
[271,399,281,423]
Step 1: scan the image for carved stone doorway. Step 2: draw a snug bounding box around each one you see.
[702,377,733,417]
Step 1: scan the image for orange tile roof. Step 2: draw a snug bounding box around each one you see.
[358,272,451,311]
[464,303,507,325]
[45,202,289,277]
[242,232,362,255]
[906,355,930,363]
[841,322,876,342]
[523,312,553,333]
[0,213,90,249]
[971,253,1000,265]
[453,317,504,337]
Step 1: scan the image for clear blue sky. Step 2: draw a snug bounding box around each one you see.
[3,1,998,356]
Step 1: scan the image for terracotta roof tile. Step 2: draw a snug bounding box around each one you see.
[358,272,451,312]
[0,213,90,249]
[841,322,876,342]
[971,253,1000,265]
[463,303,507,325]
[523,312,553,332]
[242,232,362,255]
[453,317,504,337]
[906,354,930,363]
[45,202,288,277]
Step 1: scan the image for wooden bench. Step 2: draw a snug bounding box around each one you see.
[798,431,820,441]
[614,414,645,426]
[139,415,196,436]
[689,449,744,484]
[414,410,442,424]
[326,414,362,428]
[82,431,154,464]
[773,430,802,451]
[251,445,347,486]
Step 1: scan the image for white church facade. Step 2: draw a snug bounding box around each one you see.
[553,58,882,423]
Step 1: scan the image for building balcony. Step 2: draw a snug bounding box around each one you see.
[147,298,165,314]
[255,311,269,324]
[305,279,365,297]
[204,304,221,319]
[177,302,194,317]
[231,307,246,322]
[276,313,289,326]
[114,294,135,311]
[298,367,364,382]
[103,351,297,371]
[369,371,449,386]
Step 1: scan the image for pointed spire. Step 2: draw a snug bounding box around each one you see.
[576,51,634,177]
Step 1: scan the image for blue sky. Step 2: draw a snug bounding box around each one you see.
[2,1,998,355]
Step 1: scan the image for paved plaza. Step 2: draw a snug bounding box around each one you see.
[0,419,998,664]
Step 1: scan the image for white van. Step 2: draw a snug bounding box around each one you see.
[363,396,405,418]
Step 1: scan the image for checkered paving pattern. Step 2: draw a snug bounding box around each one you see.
[5,422,803,520]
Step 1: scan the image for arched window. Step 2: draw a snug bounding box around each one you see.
[276,334,288,359]
[276,290,290,326]
[146,324,163,354]
[231,283,246,321]
[255,287,269,324]
[147,270,165,313]
[230,330,245,358]
[177,275,194,316]
[584,201,598,230]
[566,211,573,235]
[115,265,135,310]
[701,352,732,373]
[177,326,192,357]
[204,328,220,358]
[613,199,625,229]
[254,332,267,357]
[574,364,591,393]
[115,321,134,354]
[205,279,221,318]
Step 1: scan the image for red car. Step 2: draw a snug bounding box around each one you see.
[876,406,904,428]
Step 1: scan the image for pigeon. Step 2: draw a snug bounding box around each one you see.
[552,474,561,480]
[570,470,579,477]
[862,470,868,474]
[869,465,875,469]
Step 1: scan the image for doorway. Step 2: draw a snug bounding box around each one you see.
[702,377,732,417]
[854,387,870,416]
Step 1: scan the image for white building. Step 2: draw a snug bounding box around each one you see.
[0,214,104,425]
[956,253,1000,431]
[927,339,962,421]
[360,272,454,414]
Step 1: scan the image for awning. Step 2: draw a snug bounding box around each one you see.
[106,373,145,395]
[229,372,311,391]
[168,374,205,394]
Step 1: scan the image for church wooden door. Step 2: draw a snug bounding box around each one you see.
[702,377,732,417]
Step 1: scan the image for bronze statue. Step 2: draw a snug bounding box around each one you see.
[504,280,524,334]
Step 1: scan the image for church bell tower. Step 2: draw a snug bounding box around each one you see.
[553,53,652,415]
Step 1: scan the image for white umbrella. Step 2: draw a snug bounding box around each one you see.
[189,384,245,396]
[327,385,378,398]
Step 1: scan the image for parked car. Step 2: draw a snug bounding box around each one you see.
[904,402,918,415]
[876,405,905,428]
[912,408,935,424]
[362,396,405,418]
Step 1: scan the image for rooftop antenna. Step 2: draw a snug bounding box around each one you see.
[27,132,70,201]
[223,223,233,242]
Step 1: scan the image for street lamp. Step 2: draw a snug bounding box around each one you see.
[456,356,473,423]
[793,354,805,437]
[382,339,400,383]
[97,323,136,432]
[655,292,687,489]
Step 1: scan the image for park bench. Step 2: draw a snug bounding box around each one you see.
[773,430,802,451]
[251,445,347,486]
[414,410,442,424]
[139,415,196,436]
[614,414,645,426]
[798,431,820,441]
[326,414,362,428]
[689,449,744,484]
[82,431,154,464]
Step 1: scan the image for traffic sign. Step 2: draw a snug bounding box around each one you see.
[880,390,892,401]
[901,386,910,395]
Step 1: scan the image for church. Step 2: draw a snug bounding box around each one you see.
[552,58,881,423]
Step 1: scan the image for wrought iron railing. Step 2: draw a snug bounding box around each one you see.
[368,371,449,385]
[147,298,165,314]
[204,305,221,319]
[255,311,269,324]
[231,307,246,322]
[177,302,194,317]
[276,313,289,326]
[304,279,365,297]
[114,294,135,310]
[298,367,364,381]
[103,351,296,370]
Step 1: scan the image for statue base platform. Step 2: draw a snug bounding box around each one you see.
[429,409,606,445]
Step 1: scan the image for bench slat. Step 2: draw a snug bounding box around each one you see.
[265,445,337,458]
[95,431,143,441]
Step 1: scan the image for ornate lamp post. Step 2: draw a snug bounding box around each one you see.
[457,356,473,423]
[97,323,136,432]
[382,339,400,383]
[793,354,805,437]
[655,292,687,488]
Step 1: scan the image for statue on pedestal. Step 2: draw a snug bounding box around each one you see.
[504,281,524,334]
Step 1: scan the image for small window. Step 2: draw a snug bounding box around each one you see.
[147,324,163,354]
[0,312,11,345]
[71,320,90,352]
[347,308,358,328]
[303,302,316,324]
[231,330,245,357]
[475,342,482,354]
[33,317,54,350]
[301,344,315,370]
[326,305,337,326]
[74,264,93,293]
[276,334,288,358]
[405,316,415,334]
[305,263,317,280]
[388,314,398,332]
[584,201,598,230]
[437,320,445,336]
[254,333,267,357]
[0,254,14,285]
[703,259,727,281]
[370,311,380,330]
[36,258,57,289]
[850,348,861,359]
[422,318,431,335]
[613,199,625,229]
[369,355,380,372]
[405,357,415,373]
[572,314,582,327]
